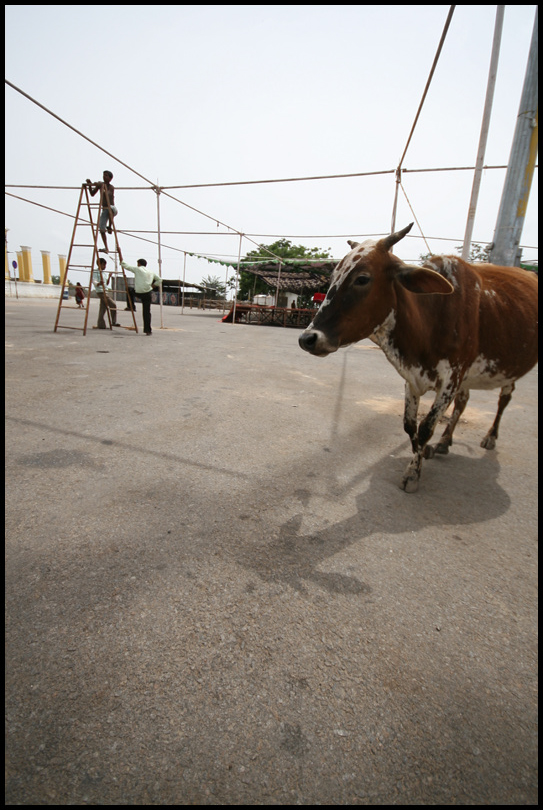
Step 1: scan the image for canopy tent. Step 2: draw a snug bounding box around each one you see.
[239,260,337,293]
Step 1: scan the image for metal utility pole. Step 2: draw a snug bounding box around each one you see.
[489,7,538,267]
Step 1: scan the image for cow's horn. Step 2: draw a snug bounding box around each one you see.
[347,240,360,249]
[382,222,414,251]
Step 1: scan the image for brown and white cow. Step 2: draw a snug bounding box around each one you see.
[299,223,538,492]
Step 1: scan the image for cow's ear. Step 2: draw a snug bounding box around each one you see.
[347,240,360,249]
[397,266,454,295]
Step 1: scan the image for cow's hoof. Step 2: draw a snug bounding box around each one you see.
[480,434,496,450]
[435,441,451,455]
[401,473,420,493]
[423,444,435,459]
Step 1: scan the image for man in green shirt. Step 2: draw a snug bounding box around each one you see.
[120,258,162,336]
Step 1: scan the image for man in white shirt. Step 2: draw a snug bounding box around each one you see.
[120,258,162,335]
[93,257,119,329]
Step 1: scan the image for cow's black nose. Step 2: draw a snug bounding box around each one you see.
[299,331,318,352]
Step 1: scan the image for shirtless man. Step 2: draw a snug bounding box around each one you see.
[86,170,117,253]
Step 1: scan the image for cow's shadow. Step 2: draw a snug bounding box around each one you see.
[237,443,509,595]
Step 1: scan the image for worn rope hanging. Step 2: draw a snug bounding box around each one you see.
[391,5,456,233]
[4,164,519,193]
[6,20,538,266]
[7,189,537,257]
[4,79,284,265]
[399,182,432,255]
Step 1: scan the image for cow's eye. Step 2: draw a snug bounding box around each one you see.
[354,274,370,287]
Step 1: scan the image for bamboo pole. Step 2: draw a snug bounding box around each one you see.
[182,252,186,313]
[461,6,504,260]
[232,233,243,325]
[156,184,164,327]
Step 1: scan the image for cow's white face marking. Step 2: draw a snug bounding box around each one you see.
[332,239,377,285]
[319,239,378,313]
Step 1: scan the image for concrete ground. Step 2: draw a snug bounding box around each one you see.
[5,298,538,805]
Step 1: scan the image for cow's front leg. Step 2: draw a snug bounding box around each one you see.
[401,450,424,492]
[403,384,420,452]
[433,389,470,455]
[401,386,457,492]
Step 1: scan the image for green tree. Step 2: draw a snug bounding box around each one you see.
[419,243,491,264]
[51,274,74,286]
[200,274,226,299]
[456,243,491,262]
[236,239,332,301]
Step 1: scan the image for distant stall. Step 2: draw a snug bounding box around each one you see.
[222,302,318,328]
[241,259,336,306]
[113,276,208,307]
[150,279,206,307]
[222,259,336,327]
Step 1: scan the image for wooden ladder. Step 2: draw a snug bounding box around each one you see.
[54,183,138,335]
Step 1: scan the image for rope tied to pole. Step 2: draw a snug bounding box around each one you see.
[391,5,456,235]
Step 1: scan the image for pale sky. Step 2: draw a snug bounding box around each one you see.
[5,4,539,286]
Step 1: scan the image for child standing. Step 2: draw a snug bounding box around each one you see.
[75,282,85,309]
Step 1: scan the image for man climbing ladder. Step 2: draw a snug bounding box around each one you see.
[86,170,117,254]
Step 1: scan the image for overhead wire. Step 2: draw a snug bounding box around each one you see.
[390,4,456,243]
[5,191,196,257]
[158,164,515,188]
[398,183,432,254]
[4,78,285,264]
[5,79,154,188]
[397,6,456,173]
[5,36,539,266]
[5,163,533,193]
[5,191,538,257]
